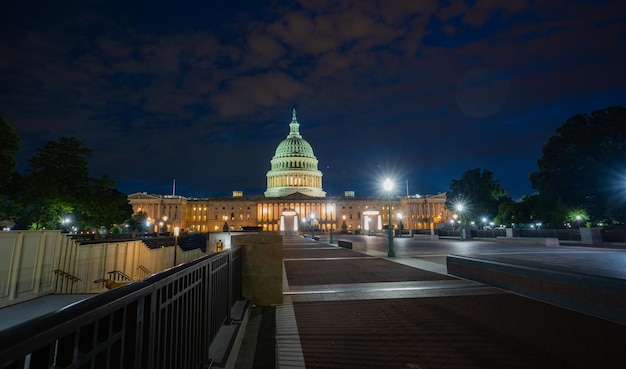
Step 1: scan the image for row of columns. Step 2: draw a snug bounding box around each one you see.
[268,174,322,188]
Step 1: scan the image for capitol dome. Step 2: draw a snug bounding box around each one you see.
[274,135,315,159]
[264,109,326,197]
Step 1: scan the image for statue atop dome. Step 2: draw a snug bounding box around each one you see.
[288,108,302,138]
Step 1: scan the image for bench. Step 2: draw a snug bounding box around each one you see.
[337,239,366,250]
[412,234,439,240]
[496,236,560,246]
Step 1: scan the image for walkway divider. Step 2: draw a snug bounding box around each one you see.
[447,254,626,325]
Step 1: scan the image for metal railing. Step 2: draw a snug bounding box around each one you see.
[53,269,81,282]
[437,228,583,241]
[107,270,134,282]
[0,247,242,369]
[601,228,626,243]
[137,265,152,278]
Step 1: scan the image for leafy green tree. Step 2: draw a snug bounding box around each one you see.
[529,106,626,226]
[20,137,91,229]
[127,211,149,232]
[20,137,132,230]
[74,175,133,230]
[446,168,508,225]
[496,193,543,227]
[495,197,515,226]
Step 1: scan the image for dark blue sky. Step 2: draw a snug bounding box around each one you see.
[2,0,626,200]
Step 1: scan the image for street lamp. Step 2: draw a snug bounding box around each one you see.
[456,204,464,241]
[161,215,168,236]
[383,178,395,257]
[222,215,229,232]
[61,217,71,233]
[174,226,180,265]
[575,215,582,228]
[327,204,334,244]
[310,213,316,239]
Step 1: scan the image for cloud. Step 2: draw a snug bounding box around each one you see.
[2,0,625,199]
[211,71,311,117]
[246,33,287,67]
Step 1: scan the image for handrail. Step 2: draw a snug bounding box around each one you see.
[107,270,133,281]
[0,247,243,369]
[52,269,81,282]
[137,264,152,276]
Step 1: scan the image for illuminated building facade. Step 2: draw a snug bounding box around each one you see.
[128,110,450,234]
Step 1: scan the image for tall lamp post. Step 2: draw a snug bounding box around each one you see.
[160,215,168,236]
[310,213,316,240]
[174,226,180,265]
[384,178,395,257]
[328,205,334,244]
[61,217,71,233]
[456,204,464,241]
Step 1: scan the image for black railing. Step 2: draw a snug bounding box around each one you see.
[601,228,626,243]
[438,228,583,241]
[107,270,134,282]
[53,269,81,282]
[516,228,581,241]
[137,265,152,278]
[0,247,243,369]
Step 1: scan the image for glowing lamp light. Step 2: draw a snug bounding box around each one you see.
[383,178,395,257]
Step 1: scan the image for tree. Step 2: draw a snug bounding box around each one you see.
[496,193,543,227]
[20,137,132,230]
[73,175,133,230]
[446,168,508,225]
[127,211,149,232]
[20,137,92,229]
[529,106,626,226]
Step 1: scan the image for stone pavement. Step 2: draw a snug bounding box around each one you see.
[271,235,626,369]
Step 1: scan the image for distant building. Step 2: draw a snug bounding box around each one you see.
[128,109,450,234]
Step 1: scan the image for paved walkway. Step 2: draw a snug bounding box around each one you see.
[0,294,96,331]
[275,235,626,369]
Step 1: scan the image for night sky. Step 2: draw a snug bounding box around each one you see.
[3,0,625,200]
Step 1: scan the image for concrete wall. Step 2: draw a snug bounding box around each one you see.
[0,231,205,308]
[232,234,283,306]
[0,231,68,307]
[580,227,602,245]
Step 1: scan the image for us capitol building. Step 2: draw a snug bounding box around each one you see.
[128,109,450,234]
